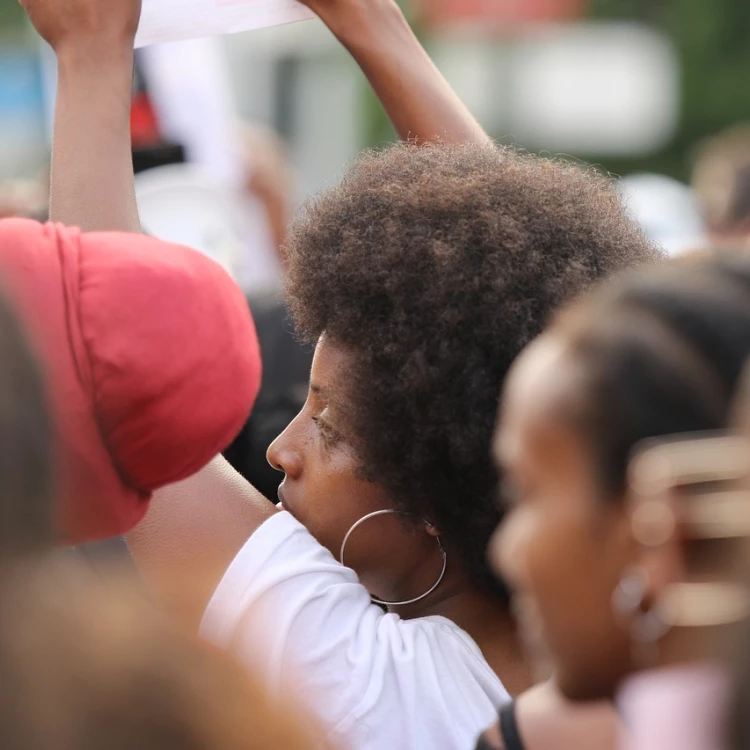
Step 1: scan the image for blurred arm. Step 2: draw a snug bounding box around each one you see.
[127,457,276,628]
[304,0,490,145]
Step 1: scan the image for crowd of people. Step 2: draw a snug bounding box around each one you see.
[1,0,750,748]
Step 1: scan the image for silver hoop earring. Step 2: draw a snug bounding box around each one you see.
[612,569,670,665]
[339,509,448,607]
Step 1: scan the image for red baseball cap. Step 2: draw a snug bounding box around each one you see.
[0,219,261,543]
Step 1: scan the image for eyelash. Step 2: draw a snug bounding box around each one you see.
[312,415,341,446]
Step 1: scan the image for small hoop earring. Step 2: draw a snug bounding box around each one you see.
[612,569,670,665]
[339,509,448,608]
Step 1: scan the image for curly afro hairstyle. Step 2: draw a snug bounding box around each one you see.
[285,142,662,601]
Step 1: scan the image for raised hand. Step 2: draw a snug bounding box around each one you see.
[18,0,141,54]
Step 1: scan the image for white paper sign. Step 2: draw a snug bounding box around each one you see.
[135,0,313,48]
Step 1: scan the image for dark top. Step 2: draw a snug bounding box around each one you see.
[475,701,526,750]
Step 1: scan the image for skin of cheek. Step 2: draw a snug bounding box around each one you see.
[271,405,402,569]
[517,497,633,701]
[490,508,554,683]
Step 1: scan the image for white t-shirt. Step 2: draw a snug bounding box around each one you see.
[201,512,510,750]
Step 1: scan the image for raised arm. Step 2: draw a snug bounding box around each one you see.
[127,456,275,628]
[20,0,141,232]
[300,0,490,145]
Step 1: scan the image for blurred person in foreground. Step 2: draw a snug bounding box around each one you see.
[0,560,320,750]
[20,0,662,748]
[0,281,54,560]
[0,217,260,544]
[489,252,750,750]
[0,236,316,750]
[693,125,750,250]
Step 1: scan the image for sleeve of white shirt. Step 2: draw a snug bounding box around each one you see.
[200,512,507,748]
[201,513,388,716]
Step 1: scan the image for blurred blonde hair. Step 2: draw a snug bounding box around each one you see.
[693,125,750,236]
[0,558,322,750]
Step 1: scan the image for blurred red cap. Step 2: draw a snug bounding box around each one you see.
[0,219,261,542]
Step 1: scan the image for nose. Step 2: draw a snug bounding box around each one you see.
[266,420,303,480]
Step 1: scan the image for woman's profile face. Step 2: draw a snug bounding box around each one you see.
[488,333,636,702]
[267,336,442,602]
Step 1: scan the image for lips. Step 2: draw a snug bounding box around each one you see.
[276,483,295,518]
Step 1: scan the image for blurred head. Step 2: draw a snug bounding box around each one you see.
[269,141,659,605]
[693,125,750,244]
[0,282,53,560]
[491,254,750,701]
[0,560,319,750]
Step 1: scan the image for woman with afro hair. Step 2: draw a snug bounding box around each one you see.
[25,0,662,747]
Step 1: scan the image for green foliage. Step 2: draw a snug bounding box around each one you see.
[362,0,750,182]
[0,2,25,31]
[588,0,750,180]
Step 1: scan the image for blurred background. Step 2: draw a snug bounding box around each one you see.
[2,0,750,197]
